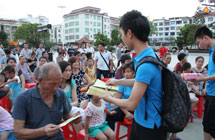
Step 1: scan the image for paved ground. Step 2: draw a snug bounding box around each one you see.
[118,117,203,140]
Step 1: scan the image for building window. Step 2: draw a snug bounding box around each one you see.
[71,15,74,19]
[154,23,158,26]
[170,26,175,30]
[85,21,89,25]
[97,16,101,20]
[65,36,68,40]
[75,15,79,19]
[71,35,74,39]
[65,23,68,27]
[165,32,169,36]
[159,33,163,36]
[65,30,68,34]
[85,14,89,19]
[75,28,79,32]
[176,27,181,31]
[76,35,79,39]
[170,32,175,36]
[97,29,101,33]
[94,22,96,26]
[104,25,106,29]
[176,21,182,24]
[94,29,96,33]
[97,22,101,27]
[75,21,79,26]
[85,28,89,32]
[58,39,61,42]
[164,22,169,26]
[165,27,169,31]
[159,27,163,31]
[159,38,163,41]
[183,20,188,24]
[84,35,89,39]
[58,34,61,37]
[170,21,175,25]
[159,22,163,26]
[69,29,73,33]
[58,29,61,32]
[208,17,213,22]
[93,15,96,20]
[69,22,74,26]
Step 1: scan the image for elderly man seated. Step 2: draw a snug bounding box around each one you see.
[12,62,81,140]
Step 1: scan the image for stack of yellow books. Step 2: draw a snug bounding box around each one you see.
[87,79,118,96]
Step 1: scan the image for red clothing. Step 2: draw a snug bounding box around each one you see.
[158,47,168,58]
[175,62,183,74]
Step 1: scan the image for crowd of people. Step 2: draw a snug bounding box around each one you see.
[0,10,215,140]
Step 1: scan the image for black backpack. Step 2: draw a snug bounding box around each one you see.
[136,56,191,133]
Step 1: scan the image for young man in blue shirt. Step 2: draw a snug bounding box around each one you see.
[194,26,215,140]
[102,10,166,140]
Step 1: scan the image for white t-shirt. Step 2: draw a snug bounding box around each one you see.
[95,51,112,70]
[86,47,95,54]
[8,76,21,84]
[78,48,87,54]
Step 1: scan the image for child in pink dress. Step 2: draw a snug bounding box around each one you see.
[84,94,116,140]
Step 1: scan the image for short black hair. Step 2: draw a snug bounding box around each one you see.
[98,43,105,47]
[81,53,86,56]
[31,51,36,56]
[177,53,186,61]
[164,52,171,58]
[7,57,16,64]
[123,61,134,73]
[194,26,213,40]
[87,58,94,62]
[120,10,150,42]
[39,56,48,61]
[4,66,15,74]
[195,56,204,62]
[42,51,48,56]
[74,51,80,56]
[117,54,131,67]
[4,49,11,55]
[86,52,92,59]
[182,62,191,71]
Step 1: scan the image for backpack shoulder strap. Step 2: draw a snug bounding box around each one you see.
[135,56,167,73]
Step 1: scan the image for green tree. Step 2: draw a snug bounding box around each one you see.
[14,23,50,48]
[110,28,121,46]
[193,11,205,25]
[175,24,201,49]
[149,20,157,35]
[0,31,8,47]
[93,32,110,47]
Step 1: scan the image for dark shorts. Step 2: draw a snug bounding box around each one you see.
[129,120,167,140]
[203,95,215,138]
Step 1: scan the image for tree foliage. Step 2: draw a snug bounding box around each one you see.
[193,11,205,25]
[14,23,50,48]
[93,32,110,47]
[0,31,8,47]
[110,28,121,46]
[175,24,201,49]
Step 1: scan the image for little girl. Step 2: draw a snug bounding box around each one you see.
[85,91,116,140]
[85,58,96,83]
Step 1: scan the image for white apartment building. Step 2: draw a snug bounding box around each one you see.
[63,6,112,45]
[149,17,192,46]
[50,24,63,44]
[19,15,49,25]
[0,19,27,41]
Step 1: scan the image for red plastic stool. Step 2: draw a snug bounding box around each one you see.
[62,123,77,140]
[77,129,96,140]
[26,83,36,89]
[116,117,133,140]
[102,78,110,82]
[0,97,11,112]
[197,96,204,118]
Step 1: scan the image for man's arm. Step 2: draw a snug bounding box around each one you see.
[106,78,135,87]
[103,81,147,111]
[14,119,60,139]
[197,75,215,82]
